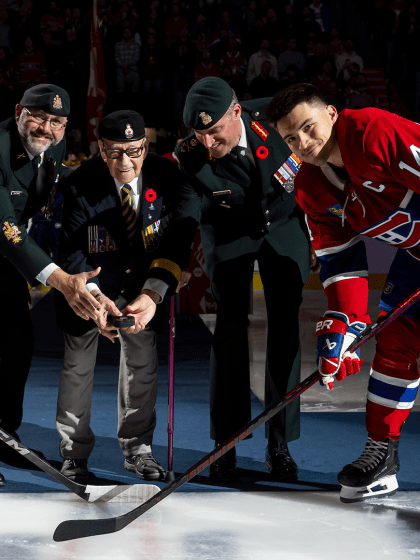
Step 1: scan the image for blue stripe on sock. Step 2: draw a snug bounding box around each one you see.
[368,377,418,404]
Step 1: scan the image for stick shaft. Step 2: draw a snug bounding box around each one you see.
[168,296,175,472]
[54,284,420,540]
[0,428,88,498]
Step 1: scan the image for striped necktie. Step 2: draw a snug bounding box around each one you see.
[121,183,137,242]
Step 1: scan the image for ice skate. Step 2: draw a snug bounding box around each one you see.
[338,437,400,503]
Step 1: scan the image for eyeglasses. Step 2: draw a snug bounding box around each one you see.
[24,108,67,130]
[101,142,145,159]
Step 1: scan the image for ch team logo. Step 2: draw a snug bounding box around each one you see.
[362,210,420,248]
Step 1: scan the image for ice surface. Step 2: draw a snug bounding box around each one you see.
[1,490,420,559]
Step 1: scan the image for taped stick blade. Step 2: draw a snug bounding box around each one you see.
[85,483,160,503]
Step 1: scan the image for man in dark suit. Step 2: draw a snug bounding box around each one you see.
[174,77,312,482]
[0,84,103,486]
[55,110,197,483]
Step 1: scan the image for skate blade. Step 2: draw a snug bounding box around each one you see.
[340,475,398,503]
[85,483,160,503]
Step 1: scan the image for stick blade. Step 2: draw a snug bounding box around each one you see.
[53,484,160,541]
[54,518,118,541]
[85,483,160,503]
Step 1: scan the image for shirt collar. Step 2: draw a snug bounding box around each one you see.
[114,173,141,195]
[23,146,44,162]
[238,118,247,149]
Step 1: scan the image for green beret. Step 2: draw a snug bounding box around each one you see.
[183,77,234,130]
[98,110,145,142]
[20,84,70,117]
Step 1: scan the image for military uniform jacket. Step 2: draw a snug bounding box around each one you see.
[175,98,310,282]
[0,117,68,283]
[55,152,197,336]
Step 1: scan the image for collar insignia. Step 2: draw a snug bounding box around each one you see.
[250,121,269,141]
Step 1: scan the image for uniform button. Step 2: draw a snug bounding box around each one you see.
[126,269,131,274]
[254,111,260,117]
[265,210,269,214]
[261,229,265,233]
[266,222,271,226]
[121,289,125,294]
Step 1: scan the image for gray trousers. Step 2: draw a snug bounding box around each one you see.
[56,325,158,460]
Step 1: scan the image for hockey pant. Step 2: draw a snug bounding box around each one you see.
[367,315,420,441]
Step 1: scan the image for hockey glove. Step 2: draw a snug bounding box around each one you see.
[316,311,366,390]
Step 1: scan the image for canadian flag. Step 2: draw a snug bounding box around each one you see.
[86,0,106,155]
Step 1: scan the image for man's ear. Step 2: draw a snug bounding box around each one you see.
[143,137,150,159]
[15,104,23,125]
[232,103,242,121]
[327,104,338,124]
[98,140,107,162]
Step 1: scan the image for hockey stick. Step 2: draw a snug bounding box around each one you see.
[166,296,176,482]
[0,428,159,503]
[53,285,420,541]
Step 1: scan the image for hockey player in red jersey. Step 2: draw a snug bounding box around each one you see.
[266,83,420,503]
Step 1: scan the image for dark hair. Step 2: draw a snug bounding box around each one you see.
[266,83,327,125]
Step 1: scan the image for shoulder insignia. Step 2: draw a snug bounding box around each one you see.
[180,139,197,153]
[250,121,269,141]
[2,221,22,244]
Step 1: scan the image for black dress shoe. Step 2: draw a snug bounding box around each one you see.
[0,472,6,487]
[265,443,299,481]
[124,453,165,481]
[61,459,89,484]
[209,446,239,482]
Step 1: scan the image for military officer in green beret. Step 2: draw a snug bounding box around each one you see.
[0,84,102,485]
[175,76,312,482]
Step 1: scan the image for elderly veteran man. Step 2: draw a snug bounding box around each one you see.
[54,110,197,483]
[174,77,312,482]
[0,84,102,485]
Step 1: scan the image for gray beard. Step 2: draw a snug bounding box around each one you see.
[17,114,62,156]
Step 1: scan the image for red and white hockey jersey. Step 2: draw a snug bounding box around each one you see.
[295,107,420,322]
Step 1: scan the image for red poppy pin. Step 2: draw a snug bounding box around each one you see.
[256,146,269,159]
[145,188,157,202]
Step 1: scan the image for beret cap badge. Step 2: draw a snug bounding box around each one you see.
[199,112,212,126]
[125,123,134,139]
[53,95,62,110]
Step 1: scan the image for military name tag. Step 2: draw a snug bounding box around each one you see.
[89,225,118,253]
[213,190,231,196]
[11,191,22,196]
